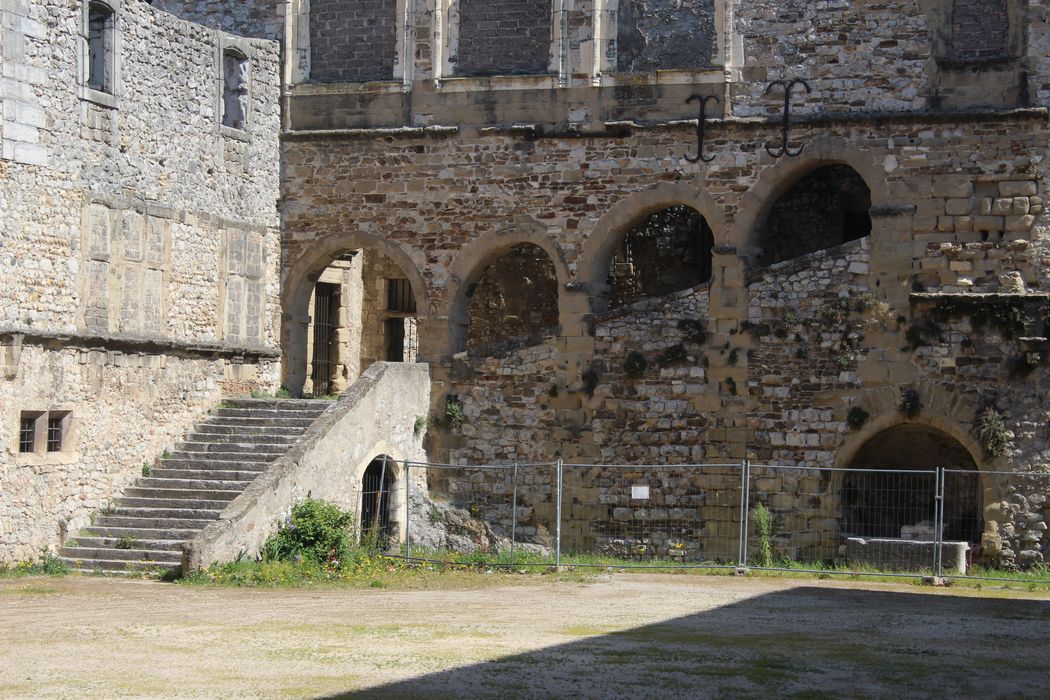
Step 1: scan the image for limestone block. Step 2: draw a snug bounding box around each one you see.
[999,181,1037,197]
[992,198,1013,215]
[932,177,973,198]
[973,216,1004,231]
[1005,215,1035,232]
[1012,197,1031,215]
[945,198,973,216]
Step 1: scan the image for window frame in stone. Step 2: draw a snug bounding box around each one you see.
[80,0,121,108]
[386,278,416,313]
[18,412,42,453]
[217,36,254,140]
[46,412,71,453]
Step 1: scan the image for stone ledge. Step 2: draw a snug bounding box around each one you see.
[280,125,460,141]
[0,327,280,361]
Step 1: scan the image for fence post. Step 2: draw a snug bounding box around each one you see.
[738,460,747,565]
[741,460,752,567]
[934,467,945,577]
[404,461,411,562]
[510,463,519,566]
[555,459,563,568]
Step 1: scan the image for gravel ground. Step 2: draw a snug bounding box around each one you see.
[0,574,1047,698]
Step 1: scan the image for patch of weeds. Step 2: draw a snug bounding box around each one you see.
[678,319,707,344]
[846,406,870,430]
[752,503,773,567]
[834,352,853,370]
[444,394,465,430]
[905,317,942,350]
[99,500,116,516]
[740,320,771,338]
[854,291,878,312]
[975,406,1011,457]
[933,296,1035,340]
[370,579,388,588]
[250,389,270,399]
[161,449,172,460]
[141,463,151,477]
[0,549,70,578]
[413,415,427,437]
[548,383,559,397]
[900,388,922,418]
[724,376,737,396]
[660,344,688,366]
[624,351,647,379]
[275,387,291,399]
[727,348,739,366]
[795,347,809,360]
[114,536,138,550]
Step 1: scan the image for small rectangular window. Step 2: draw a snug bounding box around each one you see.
[386,279,416,312]
[46,415,65,452]
[18,416,35,453]
[87,2,115,94]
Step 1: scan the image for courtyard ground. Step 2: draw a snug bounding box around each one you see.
[0,572,1047,698]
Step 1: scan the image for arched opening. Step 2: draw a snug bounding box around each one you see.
[758,164,872,267]
[361,456,395,545]
[608,205,714,308]
[844,424,982,545]
[465,243,559,353]
[300,248,420,397]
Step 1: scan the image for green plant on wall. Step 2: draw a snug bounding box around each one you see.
[975,406,1011,458]
[413,416,427,437]
[581,365,600,397]
[624,351,647,379]
[660,344,687,366]
[846,406,870,430]
[678,319,707,344]
[900,389,921,418]
[444,395,465,430]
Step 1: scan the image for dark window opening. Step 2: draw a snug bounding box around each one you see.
[46,415,64,452]
[950,0,1008,61]
[466,243,559,353]
[222,50,249,130]
[87,2,114,93]
[758,164,872,267]
[608,206,714,308]
[386,278,416,313]
[361,457,393,546]
[18,416,35,453]
[386,318,405,362]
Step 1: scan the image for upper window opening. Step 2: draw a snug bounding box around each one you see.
[387,279,416,313]
[950,0,1008,61]
[46,414,68,452]
[758,165,872,267]
[87,2,115,93]
[608,206,714,309]
[18,415,36,453]
[222,50,250,130]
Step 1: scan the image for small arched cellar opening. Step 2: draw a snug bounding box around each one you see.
[302,249,419,397]
[608,205,714,308]
[757,164,872,267]
[361,456,395,546]
[465,243,559,354]
[844,424,983,546]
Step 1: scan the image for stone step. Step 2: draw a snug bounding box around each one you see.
[185,432,298,445]
[85,526,202,540]
[212,408,328,420]
[96,513,218,528]
[68,536,185,552]
[135,477,252,492]
[114,496,232,510]
[99,505,220,522]
[220,398,335,411]
[151,468,267,482]
[167,450,280,463]
[60,546,182,564]
[121,487,242,502]
[202,416,316,429]
[63,558,180,574]
[173,442,287,454]
[161,458,271,471]
[191,424,306,437]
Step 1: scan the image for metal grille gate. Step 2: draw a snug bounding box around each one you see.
[310,283,337,396]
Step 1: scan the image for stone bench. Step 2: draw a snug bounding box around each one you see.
[845,537,969,575]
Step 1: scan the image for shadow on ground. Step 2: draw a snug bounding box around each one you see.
[322,585,1050,699]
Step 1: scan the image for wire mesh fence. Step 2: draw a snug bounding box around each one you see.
[377,458,1050,583]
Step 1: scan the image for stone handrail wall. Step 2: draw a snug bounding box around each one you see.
[182,361,431,571]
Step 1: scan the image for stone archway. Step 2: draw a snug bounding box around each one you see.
[282,233,428,396]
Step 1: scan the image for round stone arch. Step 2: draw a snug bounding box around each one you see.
[281,231,429,395]
[731,139,890,258]
[355,449,409,546]
[577,182,727,312]
[446,224,577,355]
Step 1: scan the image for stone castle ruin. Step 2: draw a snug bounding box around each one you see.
[2,0,1050,573]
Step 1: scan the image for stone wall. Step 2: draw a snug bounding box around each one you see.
[951,0,1008,60]
[151,0,285,40]
[616,0,717,72]
[0,0,281,560]
[456,0,553,76]
[309,0,398,82]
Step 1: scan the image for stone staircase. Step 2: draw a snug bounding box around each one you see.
[59,398,331,575]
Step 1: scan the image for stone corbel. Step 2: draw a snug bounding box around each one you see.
[2,333,24,380]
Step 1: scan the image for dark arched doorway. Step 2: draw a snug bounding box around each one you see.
[608,205,714,308]
[361,456,395,545]
[758,164,872,266]
[844,424,982,545]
